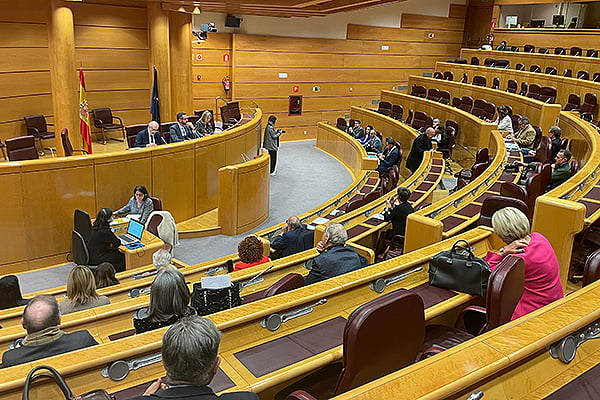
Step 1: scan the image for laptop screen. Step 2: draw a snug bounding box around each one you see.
[127,219,145,240]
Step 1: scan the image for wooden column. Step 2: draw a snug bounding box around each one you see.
[169,11,193,116]
[48,1,78,156]
[148,3,172,123]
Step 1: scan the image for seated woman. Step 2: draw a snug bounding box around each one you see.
[114,185,154,224]
[0,275,30,310]
[94,262,120,289]
[88,208,126,272]
[495,105,513,134]
[133,268,196,334]
[194,110,215,137]
[59,265,110,315]
[485,207,563,320]
[234,236,270,271]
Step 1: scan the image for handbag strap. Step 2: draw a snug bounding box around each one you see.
[23,365,74,400]
[451,240,474,259]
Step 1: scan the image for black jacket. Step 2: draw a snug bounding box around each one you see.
[126,385,258,400]
[270,225,314,258]
[383,201,415,236]
[406,133,432,173]
[305,245,368,285]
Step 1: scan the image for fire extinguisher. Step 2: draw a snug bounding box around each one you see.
[222,76,230,92]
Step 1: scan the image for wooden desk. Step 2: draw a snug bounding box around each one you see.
[120,230,164,270]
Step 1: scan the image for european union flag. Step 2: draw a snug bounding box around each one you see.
[150,66,160,124]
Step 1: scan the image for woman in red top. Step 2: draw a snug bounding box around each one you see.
[234,236,270,271]
[485,207,563,320]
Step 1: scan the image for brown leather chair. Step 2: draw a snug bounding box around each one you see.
[471,99,486,119]
[519,82,528,97]
[477,196,529,228]
[405,109,413,126]
[460,72,468,83]
[125,124,146,148]
[149,196,163,211]
[483,57,495,67]
[526,83,541,99]
[470,56,479,65]
[443,71,453,81]
[421,256,524,355]
[501,173,543,218]
[577,70,590,80]
[524,44,535,53]
[555,47,566,55]
[24,114,55,156]
[494,59,509,68]
[453,58,467,64]
[390,104,403,121]
[586,49,598,58]
[529,64,542,73]
[563,68,572,77]
[515,63,525,71]
[376,101,392,116]
[570,159,579,177]
[187,115,200,125]
[438,90,450,105]
[538,47,549,54]
[458,96,473,113]
[538,87,556,104]
[146,213,163,236]
[220,101,241,129]
[471,75,486,87]
[482,102,496,121]
[532,125,543,149]
[411,111,429,131]
[432,71,443,79]
[593,73,600,83]
[426,88,441,102]
[6,136,39,161]
[583,248,600,287]
[455,147,488,181]
[570,46,583,56]
[91,108,125,144]
[506,79,517,93]
[410,85,426,98]
[580,93,597,122]
[454,162,488,190]
[61,128,89,157]
[491,77,500,90]
[277,289,426,400]
[545,66,557,75]
[261,273,304,299]
[336,117,347,131]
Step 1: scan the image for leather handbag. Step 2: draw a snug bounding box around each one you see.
[191,283,241,316]
[22,365,112,400]
[428,240,491,297]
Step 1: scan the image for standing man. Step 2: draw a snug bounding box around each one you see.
[134,121,165,148]
[169,112,198,143]
[127,316,258,400]
[263,115,284,176]
[405,127,434,173]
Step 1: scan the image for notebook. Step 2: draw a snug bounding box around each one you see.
[117,219,145,245]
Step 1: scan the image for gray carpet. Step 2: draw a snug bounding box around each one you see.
[175,140,353,264]
[16,140,352,293]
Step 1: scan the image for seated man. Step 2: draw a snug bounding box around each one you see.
[546,149,572,191]
[405,127,434,173]
[169,112,199,143]
[376,137,400,174]
[2,295,97,368]
[304,222,367,285]
[524,125,562,163]
[348,119,365,140]
[507,116,536,149]
[134,121,165,148]
[270,216,314,258]
[363,126,382,153]
[127,316,258,400]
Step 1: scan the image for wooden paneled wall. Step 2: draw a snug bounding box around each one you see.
[0,0,53,140]
[192,33,232,112]
[71,2,150,141]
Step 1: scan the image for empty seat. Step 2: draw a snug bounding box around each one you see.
[482,102,496,121]
[391,104,403,121]
[563,69,572,77]
[586,49,598,58]
[537,86,556,104]
[491,77,500,90]
[426,88,441,102]
[91,108,125,144]
[577,70,590,80]
[483,58,495,67]
[458,96,473,113]
[494,59,510,68]
[336,117,347,132]
[470,56,479,65]
[472,99,487,119]
[583,249,600,287]
[6,136,39,161]
[544,66,557,75]
[261,273,304,299]
[24,114,55,156]
[433,71,443,79]
[524,44,535,53]
[443,71,454,81]
[438,90,450,105]
[377,101,392,116]
[506,79,518,94]
[515,63,525,71]
[526,84,541,99]
[61,128,89,156]
[455,148,488,181]
[555,47,566,55]
[411,85,427,98]
[593,73,600,83]
[472,75,487,87]
[405,109,414,125]
[452,97,461,108]
[519,82,528,96]
[529,64,542,73]
[411,111,429,131]
[580,93,598,122]
[460,73,468,83]
[477,196,529,228]
[454,58,468,64]
[538,47,549,54]
[570,46,583,56]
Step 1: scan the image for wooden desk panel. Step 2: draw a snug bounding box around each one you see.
[121,230,164,271]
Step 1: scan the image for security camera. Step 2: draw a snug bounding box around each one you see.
[201,22,217,33]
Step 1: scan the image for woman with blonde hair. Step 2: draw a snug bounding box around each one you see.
[59,265,110,315]
[485,207,563,320]
[194,110,214,137]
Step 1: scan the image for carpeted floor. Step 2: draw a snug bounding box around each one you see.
[17,139,353,293]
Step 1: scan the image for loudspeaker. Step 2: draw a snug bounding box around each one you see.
[225,15,241,28]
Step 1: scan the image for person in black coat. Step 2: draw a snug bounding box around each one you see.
[304,223,367,285]
[127,316,258,400]
[405,127,434,173]
[169,112,199,143]
[88,208,126,272]
[134,121,166,148]
[383,187,415,237]
[2,295,97,368]
[270,216,314,258]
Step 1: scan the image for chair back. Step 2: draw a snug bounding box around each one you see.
[333,289,425,395]
[570,160,580,176]
[146,213,163,236]
[6,136,39,161]
[532,126,543,149]
[482,102,496,120]
[524,44,535,53]
[563,68,572,77]
[446,120,459,139]
[510,46,519,52]
[593,73,600,83]
[538,48,549,54]
[458,96,473,112]
[483,256,525,333]
[577,70,590,80]
[411,111,428,130]
[426,88,440,102]
[554,47,566,55]
[537,163,552,191]
[570,46,583,56]
[524,173,543,215]
[125,124,146,148]
[470,56,479,65]
[583,248,600,287]
[506,79,517,93]
[586,49,598,58]
[454,58,467,64]
[72,230,91,266]
[494,59,510,68]
[545,66,557,75]
[24,115,48,137]
[500,182,527,203]
[461,72,468,83]
[491,77,500,90]
[74,209,92,242]
[483,58,495,67]
[515,63,525,71]
[538,86,556,103]
[410,85,426,98]
[475,147,488,164]
[471,99,486,119]
[519,82,528,96]
[336,118,347,131]
[433,71,443,79]
[363,191,380,204]
[438,90,450,105]
[405,109,413,125]
[91,108,112,128]
[377,101,392,115]
[61,128,74,156]
[529,64,541,73]
[472,75,486,87]
[471,162,488,181]
[443,71,453,81]
[391,104,403,121]
[534,136,552,164]
[477,196,529,228]
[527,83,541,99]
[150,196,163,211]
[262,273,304,298]
[346,196,366,213]
[564,94,581,111]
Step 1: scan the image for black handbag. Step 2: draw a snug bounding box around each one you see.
[22,365,112,400]
[191,283,241,316]
[428,240,491,297]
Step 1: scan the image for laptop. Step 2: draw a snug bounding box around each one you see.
[117,219,145,245]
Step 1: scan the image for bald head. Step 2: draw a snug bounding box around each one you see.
[22,295,60,334]
[287,216,301,229]
[425,127,435,139]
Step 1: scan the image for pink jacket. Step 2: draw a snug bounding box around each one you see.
[485,232,564,320]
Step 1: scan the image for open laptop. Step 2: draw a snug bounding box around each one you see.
[117,219,144,246]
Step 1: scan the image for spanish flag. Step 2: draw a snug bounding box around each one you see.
[79,68,92,153]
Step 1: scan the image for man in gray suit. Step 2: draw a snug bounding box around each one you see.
[2,295,98,368]
[169,112,199,143]
[263,115,284,176]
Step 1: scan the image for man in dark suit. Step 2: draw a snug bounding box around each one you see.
[348,119,365,140]
[304,223,367,285]
[169,112,199,143]
[271,216,314,258]
[376,137,400,174]
[2,295,97,368]
[405,127,434,173]
[134,121,166,148]
[127,316,258,400]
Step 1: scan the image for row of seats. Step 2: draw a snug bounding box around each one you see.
[504,45,598,57]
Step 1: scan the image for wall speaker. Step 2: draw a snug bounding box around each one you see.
[225,15,241,28]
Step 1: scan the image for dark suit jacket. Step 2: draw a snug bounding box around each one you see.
[376,146,399,173]
[350,126,365,140]
[405,133,432,173]
[2,330,98,368]
[305,245,367,285]
[547,162,571,191]
[169,123,198,143]
[126,385,258,400]
[383,201,415,236]
[270,225,314,258]
[134,129,166,147]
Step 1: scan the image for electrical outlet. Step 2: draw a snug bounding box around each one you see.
[428,33,435,38]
